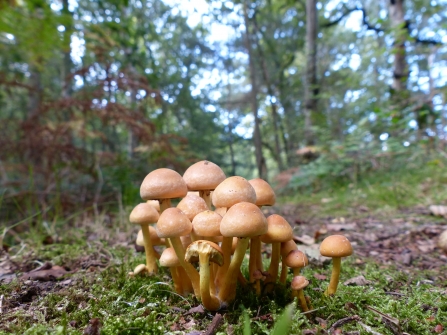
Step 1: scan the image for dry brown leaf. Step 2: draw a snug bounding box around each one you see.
[314,273,327,280]
[429,205,447,218]
[434,324,443,333]
[344,275,372,286]
[21,265,69,281]
[326,223,357,231]
[293,235,315,245]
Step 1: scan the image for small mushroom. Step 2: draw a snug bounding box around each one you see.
[183,160,226,209]
[291,276,309,312]
[159,247,183,295]
[438,230,447,254]
[185,240,223,311]
[129,203,160,275]
[319,235,353,296]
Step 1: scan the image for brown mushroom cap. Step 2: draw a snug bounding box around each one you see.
[183,160,226,191]
[281,239,298,257]
[260,214,293,243]
[249,178,276,207]
[177,193,209,221]
[181,235,192,249]
[136,227,164,246]
[192,210,222,237]
[140,168,187,200]
[320,235,353,258]
[129,203,159,224]
[185,240,224,266]
[284,250,309,268]
[159,247,180,267]
[291,275,309,290]
[156,208,192,238]
[146,200,161,212]
[220,202,267,238]
[212,176,257,209]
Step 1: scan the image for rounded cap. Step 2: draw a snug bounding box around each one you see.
[249,178,276,207]
[183,160,226,191]
[192,210,222,237]
[320,235,353,258]
[185,240,224,266]
[291,276,309,290]
[281,239,298,257]
[156,207,192,238]
[159,248,180,267]
[140,168,187,200]
[438,230,447,253]
[177,193,208,221]
[129,203,159,225]
[212,176,256,209]
[220,202,267,238]
[215,207,227,216]
[146,200,161,212]
[260,214,293,243]
[284,250,309,268]
[136,227,164,246]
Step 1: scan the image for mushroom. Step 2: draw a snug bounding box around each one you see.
[218,202,267,304]
[177,193,209,241]
[185,240,223,311]
[438,230,447,254]
[319,235,353,296]
[140,168,187,212]
[159,247,183,295]
[183,160,226,209]
[129,203,160,275]
[248,178,276,282]
[284,250,309,278]
[261,214,293,286]
[136,226,164,259]
[291,276,309,312]
[279,239,298,284]
[156,207,200,298]
[212,176,257,287]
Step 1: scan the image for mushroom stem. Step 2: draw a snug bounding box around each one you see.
[265,242,281,283]
[326,257,341,296]
[170,267,183,295]
[141,224,158,274]
[199,190,212,209]
[218,238,250,304]
[249,237,260,282]
[169,237,201,298]
[215,236,232,289]
[199,252,221,311]
[159,199,172,213]
[177,266,193,295]
[296,289,309,312]
[279,260,288,284]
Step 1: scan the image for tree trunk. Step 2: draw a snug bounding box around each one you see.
[243,3,268,180]
[390,0,407,92]
[303,0,318,146]
[61,0,73,98]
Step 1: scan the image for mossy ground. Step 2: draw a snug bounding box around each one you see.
[1,164,447,334]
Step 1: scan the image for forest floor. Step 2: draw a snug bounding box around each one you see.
[1,169,447,334]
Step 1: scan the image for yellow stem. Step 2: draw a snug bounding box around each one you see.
[326,257,341,296]
[170,237,201,298]
[141,224,158,274]
[297,289,309,312]
[215,236,232,290]
[199,253,221,311]
[266,242,281,283]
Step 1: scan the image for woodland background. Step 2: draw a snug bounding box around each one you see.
[1,0,446,225]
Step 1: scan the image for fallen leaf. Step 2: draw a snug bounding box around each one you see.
[314,273,327,280]
[183,319,196,330]
[429,205,447,218]
[185,305,205,315]
[344,275,372,286]
[434,324,443,333]
[326,223,357,231]
[293,235,315,245]
[83,318,101,335]
[21,265,69,281]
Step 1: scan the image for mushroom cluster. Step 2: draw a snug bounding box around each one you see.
[129,161,353,311]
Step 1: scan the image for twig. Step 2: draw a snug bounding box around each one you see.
[202,313,223,335]
[0,294,4,314]
[329,315,361,333]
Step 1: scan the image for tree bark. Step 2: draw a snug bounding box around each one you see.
[243,3,268,179]
[389,0,407,92]
[303,0,318,146]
